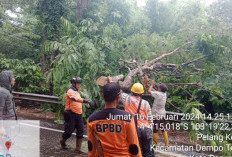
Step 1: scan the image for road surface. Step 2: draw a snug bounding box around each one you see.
[17,114,217,157]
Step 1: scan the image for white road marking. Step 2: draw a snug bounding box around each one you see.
[20,122,88,138]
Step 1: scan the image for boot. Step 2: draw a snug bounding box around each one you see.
[163,131,169,146]
[75,138,87,155]
[60,138,68,149]
[153,133,158,147]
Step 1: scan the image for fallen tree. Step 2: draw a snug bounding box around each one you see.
[98,41,201,90]
[96,41,231,106]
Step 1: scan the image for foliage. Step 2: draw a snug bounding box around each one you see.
[85,0,151,38]
[145,0,173,33]
[34,0,67,72]
[0,2,40,61]
[195,35,232,111]
[0,54,49,93]
[35,0,66,41]
[208,0,232,35]
[1,1,232,153]
[47,17,118,118]
[0,27,40,61]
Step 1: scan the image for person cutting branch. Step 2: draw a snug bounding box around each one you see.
[148,80,169,147]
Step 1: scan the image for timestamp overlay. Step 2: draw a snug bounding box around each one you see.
[148,113,232,156]
[0,120,40,157]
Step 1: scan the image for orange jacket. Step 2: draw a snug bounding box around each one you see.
[125,96,151,128]
[88,108,142,157]
[65,87,84,114]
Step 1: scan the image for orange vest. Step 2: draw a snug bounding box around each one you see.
[65,87,83,114]
[88,108,142,157]
[125,96,150,128]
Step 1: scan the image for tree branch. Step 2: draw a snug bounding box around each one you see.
[119,58,137,64]
[147,41,193,67]
[172,84,197,102]
[166,83,203,87]
[182,55,208,69]
[167,101,182,111]
[117,41,194,90]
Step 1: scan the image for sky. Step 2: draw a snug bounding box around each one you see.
[137,0,217,7]
[5,7,21,18]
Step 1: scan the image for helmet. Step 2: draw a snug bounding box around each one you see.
[70,77,82,84]
[131,83,144,94]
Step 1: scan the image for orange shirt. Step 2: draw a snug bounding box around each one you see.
[65,87,83,114]
[125,96,151,128]
[88,108,142,157]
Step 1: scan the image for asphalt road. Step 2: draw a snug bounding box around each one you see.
[17,116,216,157]
[38,121,213,157]
[17,117,87,157]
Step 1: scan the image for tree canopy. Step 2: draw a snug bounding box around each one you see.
[0,0,232,155]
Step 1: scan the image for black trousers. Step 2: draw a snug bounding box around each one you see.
[137,127,155,157]
[62,112,84,139]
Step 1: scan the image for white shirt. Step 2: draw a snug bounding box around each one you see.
[151,91,167,117]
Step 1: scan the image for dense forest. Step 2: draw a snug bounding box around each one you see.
[0,0,232,155]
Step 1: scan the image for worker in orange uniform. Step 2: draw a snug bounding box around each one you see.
[148,80,169,147]
[88,82,142,157]
[120,82,154,157]
[60,76,95,155]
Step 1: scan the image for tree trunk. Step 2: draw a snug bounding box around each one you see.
[41,29,48,73]
[41,53,47,73]
[76,0,90,22]
[76,0,82,22]
[83,0,88,9]
[50,50,59,64]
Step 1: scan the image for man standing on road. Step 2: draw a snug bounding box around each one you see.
[60,76,95,155]
[87,82,142,157]
[0,70,17,120]
[148,80,169,147]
